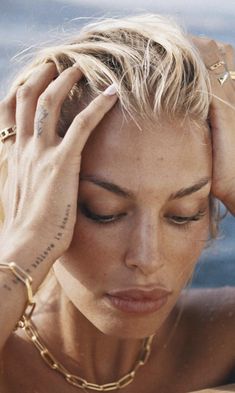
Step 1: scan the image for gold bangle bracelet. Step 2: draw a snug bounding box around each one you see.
[0,261,36,328]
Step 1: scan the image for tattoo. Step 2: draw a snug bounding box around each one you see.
[31,243,55,269]
[54,204,71,239]
[1,205,72,293]
[35,106,49,137]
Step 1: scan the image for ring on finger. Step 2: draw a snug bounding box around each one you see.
[207,59,235,85]
[208,60,225,71]
[0,125,16,143]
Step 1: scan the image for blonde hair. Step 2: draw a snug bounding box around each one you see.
[0,13,222,240]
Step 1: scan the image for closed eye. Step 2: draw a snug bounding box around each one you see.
[168,209,207,229]
[79,203,207,229]
[79,204,126,224]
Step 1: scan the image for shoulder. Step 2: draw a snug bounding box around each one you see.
[179,286,235,329]
[150,287,235,390]
[177,287,235,374]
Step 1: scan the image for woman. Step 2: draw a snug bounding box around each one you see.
[0,14,235,393]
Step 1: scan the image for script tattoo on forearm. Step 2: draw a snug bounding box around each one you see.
[35,105,49,137]
[2,204,72,292]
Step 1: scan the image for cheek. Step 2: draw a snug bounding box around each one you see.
[64,216,124,288]
[165,219,210,290]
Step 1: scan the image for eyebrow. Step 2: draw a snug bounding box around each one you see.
[168,176,211,200]
[80,175,211,201]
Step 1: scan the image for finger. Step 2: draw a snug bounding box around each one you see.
[194,38,220,67]
[58,84,118,160]
[0,87,18,147]
[205,44,234,97]
[216,41,235,70]
[15,63,58,142]
[2,85,17,114]
[33,65,83,148]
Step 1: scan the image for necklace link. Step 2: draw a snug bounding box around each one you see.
[117,372,134,388]
[41,349,59,370]
[66,374,88,389]
[20,317,155,391]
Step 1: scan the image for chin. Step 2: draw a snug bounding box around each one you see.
[71,290,175,339]
[82,301,169,339]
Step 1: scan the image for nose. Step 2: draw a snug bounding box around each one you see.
[124,213,164,276]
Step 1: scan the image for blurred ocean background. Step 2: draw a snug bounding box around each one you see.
[0,0,234,287]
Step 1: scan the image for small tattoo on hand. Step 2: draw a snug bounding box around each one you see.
[35,106,49,137]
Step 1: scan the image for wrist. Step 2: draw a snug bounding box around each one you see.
[0,229,56,293]
[0,229,35,260]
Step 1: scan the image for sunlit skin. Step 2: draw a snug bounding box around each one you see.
[36,104,213,385]
[1,35,235,393]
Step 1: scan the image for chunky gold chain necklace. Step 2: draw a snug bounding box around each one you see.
[19,316,155,392]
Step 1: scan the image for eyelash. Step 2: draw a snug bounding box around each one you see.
[169,210,207,230]
[80,204,207,230]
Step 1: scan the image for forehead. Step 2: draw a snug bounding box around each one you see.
[80,107,212,196]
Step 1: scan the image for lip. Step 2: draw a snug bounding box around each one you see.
[105,287,172,314]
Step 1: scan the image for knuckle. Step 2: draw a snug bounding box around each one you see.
[16,85,33,101]
[38,92,54,108]
[208,39,218,50]
[74,114,90,130]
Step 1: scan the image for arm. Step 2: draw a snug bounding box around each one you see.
[0,63,118,351]
[191,37,235,215]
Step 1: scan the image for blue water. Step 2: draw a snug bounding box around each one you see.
[0,0,234,287]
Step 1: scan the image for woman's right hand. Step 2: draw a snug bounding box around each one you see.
[0,62,118,287]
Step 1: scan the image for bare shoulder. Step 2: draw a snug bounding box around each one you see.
[178,286,235,365]
[179,286,235,326]
[159,287,235,387]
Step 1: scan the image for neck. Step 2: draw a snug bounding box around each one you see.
[59,289,145,383]
[32,279,147,384]
[31,277,174,386]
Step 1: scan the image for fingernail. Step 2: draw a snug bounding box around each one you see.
[103,83,117,96]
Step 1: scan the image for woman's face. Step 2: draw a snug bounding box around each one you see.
[54,106,212,338]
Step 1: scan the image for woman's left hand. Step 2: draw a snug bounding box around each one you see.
[192,37,235,215]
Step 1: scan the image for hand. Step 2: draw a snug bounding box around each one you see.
[191,37,235,215]
[0,63,118,261]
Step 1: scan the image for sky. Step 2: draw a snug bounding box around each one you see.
[53,0,235,36]
[1,0,234,98]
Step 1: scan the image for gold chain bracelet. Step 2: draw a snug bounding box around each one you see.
[0,261,36,328]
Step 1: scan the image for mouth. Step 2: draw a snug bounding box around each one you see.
[105,287,172,314]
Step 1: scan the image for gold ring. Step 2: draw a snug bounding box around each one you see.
[208,60,225,71]
[0,125,16,143]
